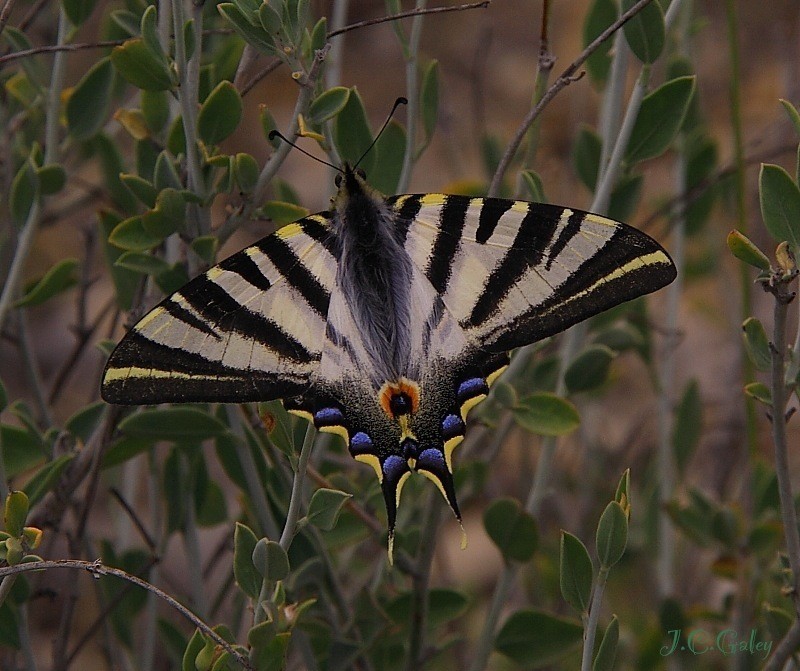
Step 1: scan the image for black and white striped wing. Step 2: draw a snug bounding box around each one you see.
[390,195,676,354]
[101,215,336,404]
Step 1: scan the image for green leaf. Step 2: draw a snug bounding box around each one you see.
[626,76,696,164]
[197,81,243,145]
[764,604,792,641]
[560,531,593,613]
[140,5,165,58]
[120,173,158,207]
[386,589,468,629]
[4,491,29,536]
[23,454,74,506]
[142,188,186,238]
[307,87,350,126]
[742,317,771,372]
[10,159,38,225]
[583,0,617,84]
[99,210,140,311]
[495,610,583,667]
[65,402,105,443]
[182,630,206,671]
[513,393,580,436]
[608,172,643,222]
[119,408,228,440]
[573,124,602,191]
[745,382,772,406]
[672,379,702,476]
[306,488,352,531]
[115,251,171,277]
[593,615,619,671]
[370,121,406,195]
[191,236,218,265]
[252,538,289,581]
[218,3,276,54]
[111,38,173,91]
[260,201,309,224]
[780,99,800,139]
[334,88,375,176]
[622,0,665,64]
[520,170,546,202]
[37,164,66,195]
[258,2,282,34]
[726,230,771,271]
[760,163,800,249]
[564,344,616,394]
[420,60,439,143]
[233,523,261,598]
[62,0,99,26]
[153,151,183,191]
[233,153,260,193]
[109,215,164,251]
[67,58,115,140]
[596,501,628,568]
[15,259,78,307]
[141,90,170,134]
[483,497,538,563]
[102,436,155,469]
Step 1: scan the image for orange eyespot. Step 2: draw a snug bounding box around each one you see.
[379,378,421,418]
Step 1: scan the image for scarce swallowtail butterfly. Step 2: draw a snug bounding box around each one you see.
[102,158,676,560]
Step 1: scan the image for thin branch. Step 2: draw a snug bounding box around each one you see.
[0,559,253,670]
[0,0,18,42]
[326,1,489,39]
[279,423,316,549]
[488,0,655,196]
[240,58,282,97]
[765,617,800,671]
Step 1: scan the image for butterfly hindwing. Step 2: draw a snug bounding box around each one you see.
[102,215,337,404]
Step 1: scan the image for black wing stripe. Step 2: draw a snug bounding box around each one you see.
[161,299,222,340]
[426,196,470,294]
[180,281,312,362]
[545,209,584,271]
[475,198,513,244]
[218,252,273,292]
[257,237,331,317]
[468,203,561,326]
[390,195,423,245]
[300,216,338,255]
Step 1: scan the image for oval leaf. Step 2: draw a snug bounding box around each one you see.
[233,522,261,598]
[260,201,310,224]
[109,215,164,251]
[118,408,228,439]
[726,230,771,270]
[560,531,594,614]
[622,0,665,64]
[512,392,580,436]
[596,501,628,568]
[420,59,439,142]
[10,160,38,225]
[111,38,173,91]
[333,89,375,176]
[626,76,696,164]
[483,497,538,563]
[495,609,583,667]
[306,488,352,531]
[252,538,289,581]
[15,259,78,307]
[197,81,242,145]
[307,87,350,126]
[67,57,114,140]
[583,0,617,84]
[564,344,616,394]
[760,163,800,250]
[593,615,619,671]
[742,317,771,372]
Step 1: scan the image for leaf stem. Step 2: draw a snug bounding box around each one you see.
[279,423,316,550]
[580,567,609,671]
[397,0,426,193]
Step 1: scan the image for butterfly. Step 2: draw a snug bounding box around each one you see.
[101,163,676,559]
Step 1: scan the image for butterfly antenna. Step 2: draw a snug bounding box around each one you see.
[354,97,408,170]
[268,130,343,173]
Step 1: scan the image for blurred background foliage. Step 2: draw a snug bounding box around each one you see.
[1,0,800,669]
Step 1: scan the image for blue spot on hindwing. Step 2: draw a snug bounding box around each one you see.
[314,407,344,425]
[418,448,446,471]
[442,413,465,439]
[457,377,488,402]
[383,455,407,481]
[350,431,373,452]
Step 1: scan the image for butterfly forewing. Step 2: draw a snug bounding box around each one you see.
[102,215,336,404]
[390,194,675,353]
